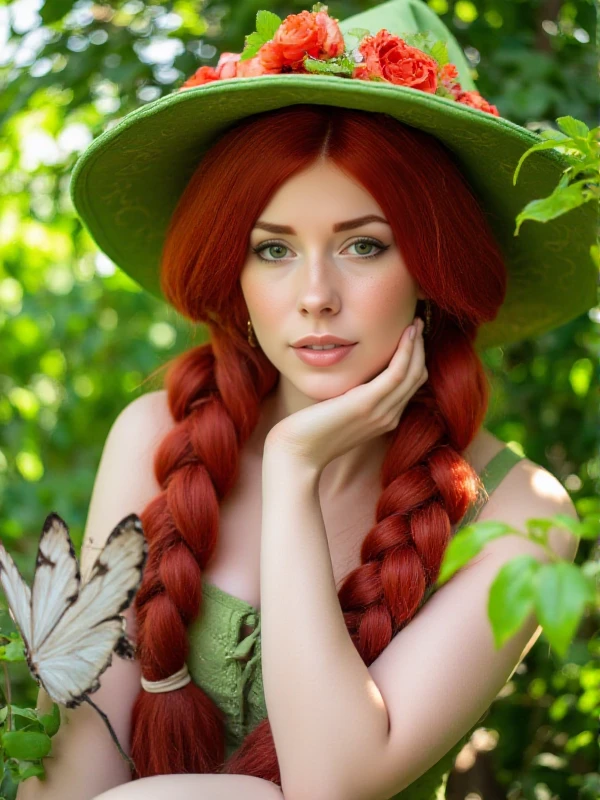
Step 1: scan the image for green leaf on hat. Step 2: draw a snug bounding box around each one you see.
[256,10,282,40]
[402,30,442,59]
[240,32,268,62]
[346,27,371,39]
[343,27,371,53]
[312,2,329,12]
[431,40,450,68]
[240,10,283,61]
[304,55,355,76]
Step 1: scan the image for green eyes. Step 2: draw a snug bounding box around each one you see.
[252,237,390,263]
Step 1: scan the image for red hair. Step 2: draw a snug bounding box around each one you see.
[129,105,507,782]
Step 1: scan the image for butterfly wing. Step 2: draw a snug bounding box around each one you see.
[30,513,81,652]
[34,514,147,707]
[0,539,33,653]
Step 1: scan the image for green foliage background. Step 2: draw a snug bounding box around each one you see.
[0,1,598,798]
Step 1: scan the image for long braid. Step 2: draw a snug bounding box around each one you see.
[130,340,276,776]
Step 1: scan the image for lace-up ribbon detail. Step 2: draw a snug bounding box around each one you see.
[224,610,262,727]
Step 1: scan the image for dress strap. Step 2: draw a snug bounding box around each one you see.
[458,443,525,529]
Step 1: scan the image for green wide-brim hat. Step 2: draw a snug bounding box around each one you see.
[70,0,597,352]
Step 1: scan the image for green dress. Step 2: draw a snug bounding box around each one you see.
[186,444,525,798]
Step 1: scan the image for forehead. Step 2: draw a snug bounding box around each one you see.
[254,161,384,228]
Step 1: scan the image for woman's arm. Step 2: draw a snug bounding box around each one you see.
[93,774,284,799]
[259,451,390,800]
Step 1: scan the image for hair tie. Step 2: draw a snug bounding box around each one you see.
[141,663,191,693]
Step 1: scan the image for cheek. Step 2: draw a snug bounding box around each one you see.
[358,273,416,326]
[245,288,287,331]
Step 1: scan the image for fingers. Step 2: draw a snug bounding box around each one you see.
[405,317,428,386]
[364,317,425,408]
[372,317,427,414]
[391,317,426,384]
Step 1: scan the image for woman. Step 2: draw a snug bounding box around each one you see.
[27,2,592,799]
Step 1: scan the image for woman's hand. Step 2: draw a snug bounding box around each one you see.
[264,316,428,473]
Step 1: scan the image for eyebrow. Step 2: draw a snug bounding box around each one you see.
[253,214,390,234]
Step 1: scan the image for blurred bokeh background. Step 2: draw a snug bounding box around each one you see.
[0,1,599,798]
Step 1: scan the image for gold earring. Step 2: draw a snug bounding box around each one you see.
[424,300,432,336]
[247,319,258,347]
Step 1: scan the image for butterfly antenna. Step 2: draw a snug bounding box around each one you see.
[82,695,137,776]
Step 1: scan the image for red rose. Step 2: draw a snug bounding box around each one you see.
[455,90,500,116]
[259,9,345,71]
[352,30,438,94]
[180,65,220,90]
[236,54,281,77]
[216,52,241,79]
[257,40,286,71]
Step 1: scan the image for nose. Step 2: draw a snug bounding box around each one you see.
[296,258,341,318]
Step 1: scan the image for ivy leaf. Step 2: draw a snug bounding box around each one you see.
[0,635,25,663]
[556,115,590,140]
[513,136,578,186]
[437,521,516,585]
[12,760,46,781]
[2,706,39,723]
[488,555,539,649]
[550,512,600,540]
[38,704,61,738]
[525,517,554,545]
[534,561,596,658]
[256,10,282,41]
[514,179,596,236]
[1,731,52,760]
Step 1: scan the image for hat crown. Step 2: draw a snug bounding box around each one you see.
[338,0,477,92]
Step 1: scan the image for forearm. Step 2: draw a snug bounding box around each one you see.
[260,452,389,800]
[92,774,284,799]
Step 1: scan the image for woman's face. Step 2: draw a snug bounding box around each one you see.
[240,159,425,404]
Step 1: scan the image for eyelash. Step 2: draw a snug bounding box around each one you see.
[251,237,390,263]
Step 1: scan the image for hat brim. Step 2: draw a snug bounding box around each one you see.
[70,75,596,351]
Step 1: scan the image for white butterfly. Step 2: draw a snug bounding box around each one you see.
[0,511,148,770]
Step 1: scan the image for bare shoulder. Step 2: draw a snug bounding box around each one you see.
[119,388,175,443]
[80,389,175,582]
[475,445,580,563]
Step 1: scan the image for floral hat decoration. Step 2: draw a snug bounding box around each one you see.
[70,0,596,350]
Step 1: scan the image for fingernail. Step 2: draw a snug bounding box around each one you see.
[409,326,416,341]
